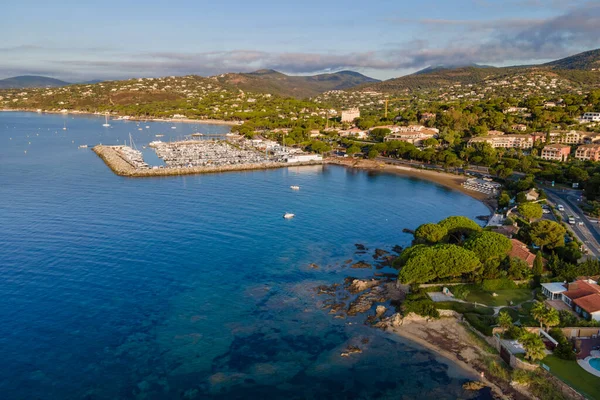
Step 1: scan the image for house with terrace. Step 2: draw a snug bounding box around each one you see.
[542,279,600,321]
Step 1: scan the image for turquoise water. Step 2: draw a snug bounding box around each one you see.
[0,112,490,399]
[590,358,600,371]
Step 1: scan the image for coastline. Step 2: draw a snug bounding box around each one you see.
[0,108,241,126]
[328,158,497,213]
[386,316,531,399]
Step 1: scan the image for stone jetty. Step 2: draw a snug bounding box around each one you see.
[93,145,323,177]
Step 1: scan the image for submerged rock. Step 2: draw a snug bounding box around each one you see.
[351,261,372,269]
[391,245,403,254]
[402,228,414,234]
[308,263,320,269]
[340,345,362,357]
[373,248,389,259]
[463,381,486,391]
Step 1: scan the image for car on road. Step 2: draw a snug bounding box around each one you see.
[543,209,551,214]
[578,222,584,226]
[557,205,565,211]
[568,216,576,225]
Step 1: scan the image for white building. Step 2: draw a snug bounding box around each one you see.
[579,112,600,124]
[286,154,323,163]
[341,108,360,123]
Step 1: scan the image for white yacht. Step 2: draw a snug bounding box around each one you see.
[78,144,88,149]
[283,213,295,219]
[102,115,111,127]
[290,185,300,190]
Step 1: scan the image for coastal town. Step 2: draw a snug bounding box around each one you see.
[3,46,600,400]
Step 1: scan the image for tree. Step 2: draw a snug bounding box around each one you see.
[498,311,513,330]
[531,301,547,329]
[533,251,544,277]
[464,231,512,263]
[518,202,543,222]
[544,307,560,331]
[397,244,481,284]
[367,149,379,159]
[498,192,511,208]
[346,144,360,156]
[520,332,547,362]
[508,257,531,280]
[437,216,482,242]
[529,220,566,251]
[414,223,447,244]
[370,128,391,142]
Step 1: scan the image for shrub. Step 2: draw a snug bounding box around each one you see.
[404,299,440,319]
[464,313,496,336]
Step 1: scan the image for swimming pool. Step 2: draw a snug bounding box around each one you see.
[590,358,600,372]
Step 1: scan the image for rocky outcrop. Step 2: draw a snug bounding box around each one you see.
[347,278,379,294]
[340,345,362,357]
[347,286,386,316]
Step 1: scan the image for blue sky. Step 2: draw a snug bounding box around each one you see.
[2,0,599,81]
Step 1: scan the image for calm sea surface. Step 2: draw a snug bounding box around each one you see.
[0,112,490,399]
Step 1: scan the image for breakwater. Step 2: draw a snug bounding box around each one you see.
[93,145,323,177]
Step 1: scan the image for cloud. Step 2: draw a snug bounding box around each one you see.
[1,2,600,81]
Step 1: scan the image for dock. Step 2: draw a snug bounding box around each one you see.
[93,145,323,177]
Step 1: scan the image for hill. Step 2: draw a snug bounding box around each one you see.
[0,75,69,89]
[357,48,600,94]
[544,48,600,71]
[214,69,379,98]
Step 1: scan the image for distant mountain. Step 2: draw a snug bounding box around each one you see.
[544,48,600,70]
[413,63,494,75]
[214,70,379,98]
[0,75,69,89]
[357,48,600,93]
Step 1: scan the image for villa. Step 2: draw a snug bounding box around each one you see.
[508,239,536,267]
[542,279,600,321]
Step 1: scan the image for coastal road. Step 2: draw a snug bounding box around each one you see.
[375,157,490,175]
[543,187,600,259]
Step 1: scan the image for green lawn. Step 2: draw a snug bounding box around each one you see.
[543,355,600,400]
[466,288,533,307]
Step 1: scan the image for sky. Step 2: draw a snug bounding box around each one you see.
[1,0,600,82]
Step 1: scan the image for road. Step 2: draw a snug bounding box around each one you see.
[375,156,490,175]
[543,187,600,259]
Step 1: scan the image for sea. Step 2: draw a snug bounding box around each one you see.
[0,112,491,399]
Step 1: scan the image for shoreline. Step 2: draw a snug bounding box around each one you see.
[385,317,531,399]
[0,108,240,126]
[328,158,497,214]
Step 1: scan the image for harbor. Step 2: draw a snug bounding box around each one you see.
[93,138,323,177]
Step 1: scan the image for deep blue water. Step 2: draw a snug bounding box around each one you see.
[0,112,490,399]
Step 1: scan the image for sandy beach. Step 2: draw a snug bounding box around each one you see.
[328,158,497,213]
[387,316,532,399]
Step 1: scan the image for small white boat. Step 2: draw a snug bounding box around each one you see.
[283,213,295,219]
[191,132,203,137]
[155,134,164,138]
[290,185,300,190]
[145,126,150,129]
[78,144,88,149]
[138,128,143,131]
[102,114,111,127]
[171,126,177,129]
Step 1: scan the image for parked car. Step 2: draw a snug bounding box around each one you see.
[557,205,565,211]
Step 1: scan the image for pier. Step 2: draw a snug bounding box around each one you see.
[93,144,323,177]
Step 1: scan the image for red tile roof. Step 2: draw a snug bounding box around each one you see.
[573,293,600,314]
[563,280,600,301]
[508,239,536,267]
